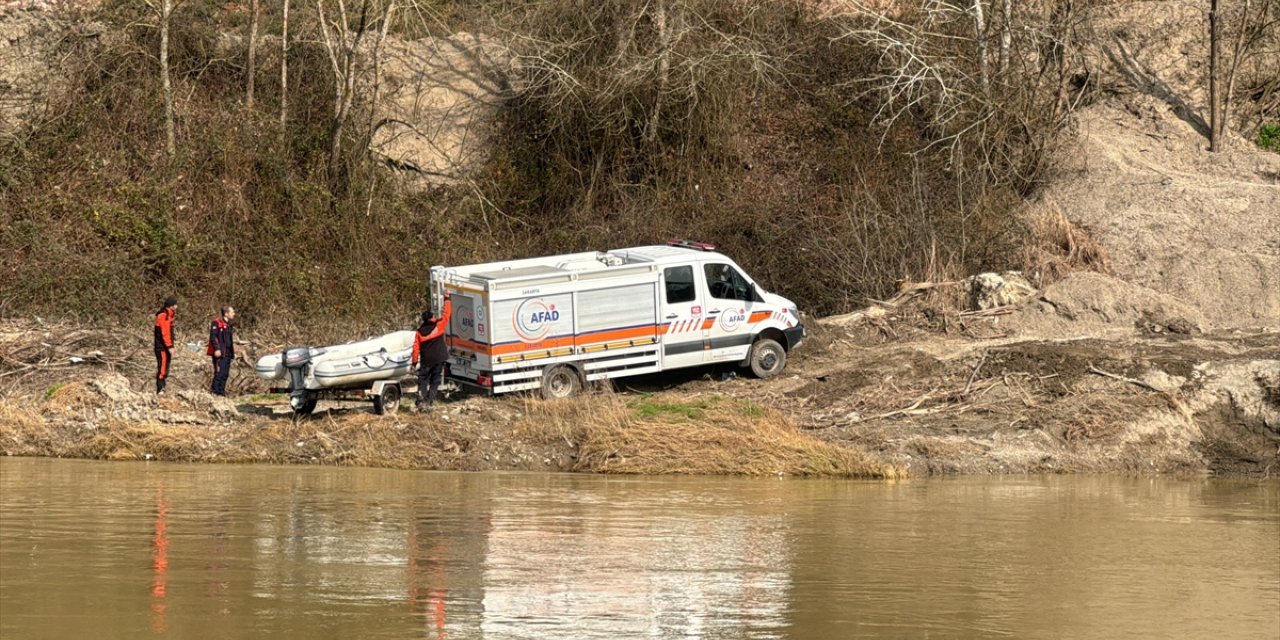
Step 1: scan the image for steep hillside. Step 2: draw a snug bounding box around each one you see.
[1030,0,1280,327]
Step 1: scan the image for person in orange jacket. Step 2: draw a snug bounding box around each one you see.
[153,297,177,394]
[411,293,452,411]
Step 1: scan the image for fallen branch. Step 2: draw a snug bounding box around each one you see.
[959,305,1016,317]
[879,280,966,307]
[1087,364,1161,392]
[963,351,989,395]
[863,388,936,421]
[1089,363,1191,417]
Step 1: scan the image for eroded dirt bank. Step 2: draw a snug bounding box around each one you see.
[2,317,1275,477]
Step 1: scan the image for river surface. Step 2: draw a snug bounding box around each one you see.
[1,458,1277,639]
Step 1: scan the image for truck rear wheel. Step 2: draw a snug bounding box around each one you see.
[748,338,787,379]
[373,384,400,415]
[541,365,581,399]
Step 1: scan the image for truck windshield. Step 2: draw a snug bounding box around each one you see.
[704,263,752,301]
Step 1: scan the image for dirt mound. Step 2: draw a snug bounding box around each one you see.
[1006,272,1207,336]
[1037,0,1280,328]
[1042,97,1280,327]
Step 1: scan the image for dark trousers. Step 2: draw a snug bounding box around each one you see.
[211,355,232,396]
[417,363,445,407]
[154,346,171,393]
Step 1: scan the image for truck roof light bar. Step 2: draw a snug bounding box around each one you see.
[666,239,717,251]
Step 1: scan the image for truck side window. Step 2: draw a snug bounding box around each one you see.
[665,266,696,303]
[704,263,750,301]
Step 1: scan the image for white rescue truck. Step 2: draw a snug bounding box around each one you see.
[430,241,805,398]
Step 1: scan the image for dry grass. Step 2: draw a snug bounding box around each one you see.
[517,392,903,478]
[1020,203,1112,285]
[2,386,902,478]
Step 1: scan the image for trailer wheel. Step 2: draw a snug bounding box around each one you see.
[541,365,581,399]
[748,338,787,379]
[373,384,401,415]
[292,394,318,416]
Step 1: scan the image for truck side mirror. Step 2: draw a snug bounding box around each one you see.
[749,283,765,303]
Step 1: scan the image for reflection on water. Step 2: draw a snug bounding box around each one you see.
[1,459,1277,639]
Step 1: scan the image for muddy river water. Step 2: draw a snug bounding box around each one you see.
[1,458,1277,639]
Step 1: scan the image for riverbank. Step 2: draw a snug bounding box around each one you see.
[3,315,1276,477]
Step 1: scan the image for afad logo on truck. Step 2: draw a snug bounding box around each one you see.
[719,308,748,332]
[514,298,561,342]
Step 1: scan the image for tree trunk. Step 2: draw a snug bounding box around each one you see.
[280,0,290,127]
[317,0,373,185]
[647,0,670,145]
[973,0,989,96]
[1051,0,1075,118]
[367,3,395,145]
[160,0,175,156]
[1209,0,1222,151]
[999,0,1012,76]
[1223,0,1253,144]
[247,0,259,109]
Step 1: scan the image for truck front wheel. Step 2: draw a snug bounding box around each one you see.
[748,338,787,379]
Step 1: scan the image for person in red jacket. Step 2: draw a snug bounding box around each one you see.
[207,306,236,396]
[153,297,177,394]
[412,293,452,411]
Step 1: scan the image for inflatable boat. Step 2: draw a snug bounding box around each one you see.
[255,330,416,390]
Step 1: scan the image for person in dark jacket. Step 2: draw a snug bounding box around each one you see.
[153,297,177,394]
[412,294,452,411]
[207,306,236,396]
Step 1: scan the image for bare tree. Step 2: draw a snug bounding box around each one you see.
[972,0,989,95]
[1209,0,1223,151]
[1222,0,1278,143]
[832,0,1085,188]
[280,0,290,127]
[998,0,1012,76]
[366,1,396,140]
[833,0,988,145]
[646,0,671,145]
[247,0,260,109]
[508,0,778,166]
[143,0,180,156]
[315,0,380,180]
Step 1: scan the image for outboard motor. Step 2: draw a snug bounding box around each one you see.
[281,346,313,411]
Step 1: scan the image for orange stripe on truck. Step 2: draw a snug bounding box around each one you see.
[449,325,661,358]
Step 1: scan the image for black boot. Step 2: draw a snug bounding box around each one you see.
[156,379,166,394]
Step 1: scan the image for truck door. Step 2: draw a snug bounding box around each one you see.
[659,264,708,369]
[703,262,757,363]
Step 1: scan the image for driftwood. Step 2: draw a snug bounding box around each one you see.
[963,351,989,395]
[1087,364,1161,392]
[959,305,1017,317]
[1088,363,1191,417]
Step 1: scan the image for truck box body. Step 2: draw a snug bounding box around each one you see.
[429,244,803,395]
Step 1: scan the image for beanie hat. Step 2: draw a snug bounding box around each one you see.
[421,310,435,323]
[163,297,177,308]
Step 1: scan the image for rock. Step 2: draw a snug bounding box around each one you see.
[176,390,238,418]
[968,272,1036,310]
[91,373,149,405]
